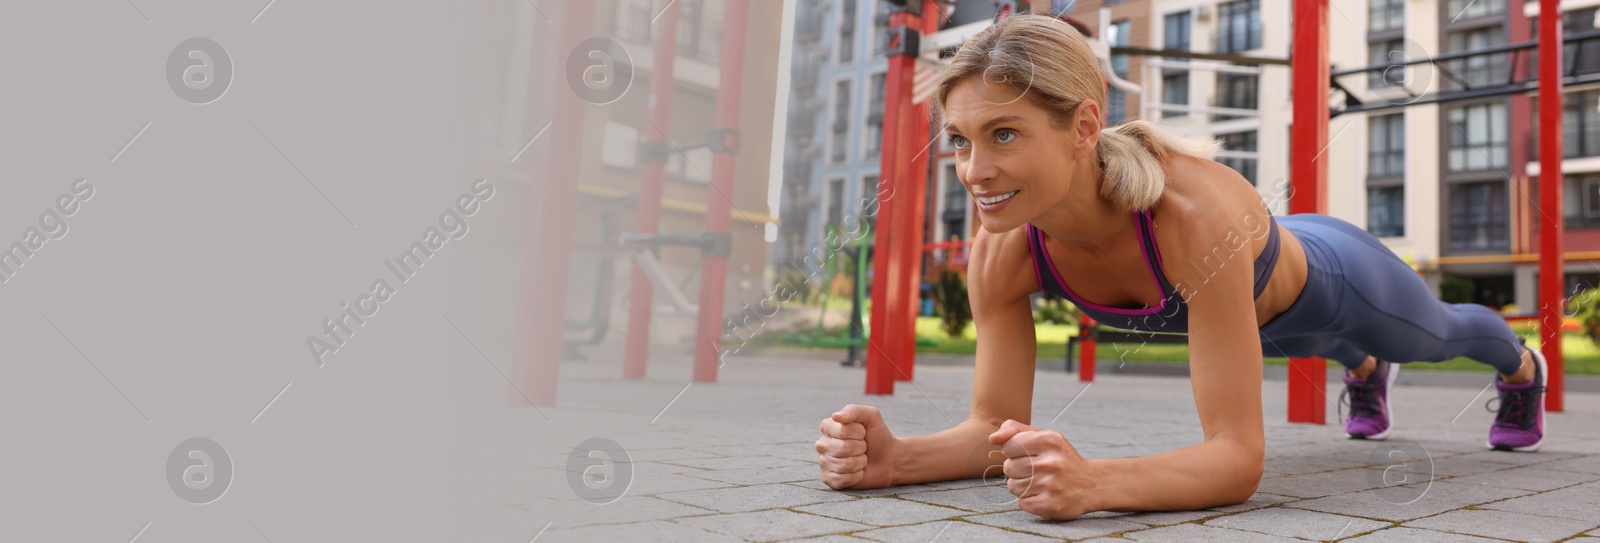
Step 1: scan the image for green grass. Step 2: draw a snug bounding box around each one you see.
[763,315,1600,374]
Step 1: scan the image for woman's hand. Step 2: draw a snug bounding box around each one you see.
[815,404,901,490]
[988,419,1101,520]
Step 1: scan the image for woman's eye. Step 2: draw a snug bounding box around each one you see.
[947,135,968,149]
[995,129,1016,143]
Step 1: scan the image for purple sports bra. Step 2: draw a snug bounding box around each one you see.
[1025,210,1280,334]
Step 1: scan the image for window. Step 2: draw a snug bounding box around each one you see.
[1368,0,1403,33]
[865,72,886,159]
[1164,12,1191,53]
[1163,73,1190,119]
[675,0,722,63]
[1215,73,1259,121]
[860,175,880,230]
[1368,114,1405,177]
[1218,131,1258,186]
[942,164,968,241]
[1107,20,1131,125]
[617,0,720,63]
[1369,39,1406,89]
[1447,102,1508,172]
[827,178,846,229]
[872,2,892,58]
[1561,174,1600,230]
[1446,0,1505,21]
[1217,0,1261,54]
[1534,89,1600,158]
[1566,9,1600,75]
[1052,0,1074,15]
[1161,12,1191,119]
[1445,27,1508,90]
[1448,181,1509,250]
[838,0,856,64]
[831,79,852,164]
[1367,186,1405,237]
[615,0,653,44]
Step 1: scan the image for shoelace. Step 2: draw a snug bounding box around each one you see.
[1337,378,1384,422]
[1485,385,1549,429]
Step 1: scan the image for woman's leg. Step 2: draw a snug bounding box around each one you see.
[1291,215,1525,375]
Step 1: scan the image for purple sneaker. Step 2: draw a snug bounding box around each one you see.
[1339,359,1398,440]
[1487,347,1548,452]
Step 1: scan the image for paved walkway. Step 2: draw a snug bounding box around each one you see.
[451,345,1600,542]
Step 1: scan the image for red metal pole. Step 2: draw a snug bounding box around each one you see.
[691,0,751,383]
[1080,315,1096,382]
[892,2,940,382]
[1538,0,1566,412]
[622,2,683,380]
[513,2,597,406]
[867,8,918,395]
[1287,0,1329,425]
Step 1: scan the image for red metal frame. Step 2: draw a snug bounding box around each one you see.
[867,8,915,395]
[691,0,752,383]
[1538,0,1567,412]
[622,1,684,380]
[1287,0,1329,425]
[514,1,597,406]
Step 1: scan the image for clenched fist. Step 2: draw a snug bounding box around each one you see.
[988,419,1100,520]
[815,404,900,490]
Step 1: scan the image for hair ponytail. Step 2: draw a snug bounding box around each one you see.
[1096,120,1221,212]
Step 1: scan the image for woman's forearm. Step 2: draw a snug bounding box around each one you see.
[1088,436,1263,512]
[891,418,1004,485]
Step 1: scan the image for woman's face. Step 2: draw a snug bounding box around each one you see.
[942,76,1097,233]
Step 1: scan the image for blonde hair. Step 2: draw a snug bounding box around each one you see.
[932,14,1221,213]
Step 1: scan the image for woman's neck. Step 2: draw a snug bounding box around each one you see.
[1030,160,1135,257]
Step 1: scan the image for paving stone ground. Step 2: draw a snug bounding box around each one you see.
[450,344,1600,542]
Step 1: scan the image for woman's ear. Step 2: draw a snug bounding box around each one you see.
[1073,99,1103,152]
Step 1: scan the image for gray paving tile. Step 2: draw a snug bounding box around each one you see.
[898,487,1021,513]
[1120,523,1309,543]
[853,520,1056,543]
[662,454,814,471]
[795,498,966,527]
[1205,493,1297,513]
[1256,469,1401,499]
[529,519,743,543]
[657,483,855,513]
[1088,509,1218,526]
[1403,509,1595,542]
[528,495,715,528]
[1539,454,1600,475]
[1441,463,1600,492]
[1481,480,1600,521]
[676,509,869,542]
[785,479,940,496]
[1288,480,1531,522]
[1205,508,1387,541]
[964,511,1147,539]
[1340,527,1505,543]
[682,464,819,485]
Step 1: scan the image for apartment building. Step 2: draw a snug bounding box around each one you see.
[1322,0,1600,310]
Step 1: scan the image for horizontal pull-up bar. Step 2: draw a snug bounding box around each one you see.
[1330,29,1600,78]
[1109,46,1290,66]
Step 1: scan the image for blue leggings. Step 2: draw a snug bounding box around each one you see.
[1257,214,1524,375]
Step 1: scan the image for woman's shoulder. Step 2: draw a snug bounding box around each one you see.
[967,223,1041,304]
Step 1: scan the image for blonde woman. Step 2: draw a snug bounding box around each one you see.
[814,14,1547,520]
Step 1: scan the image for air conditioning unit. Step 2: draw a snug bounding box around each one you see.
[1194,5,1213,22]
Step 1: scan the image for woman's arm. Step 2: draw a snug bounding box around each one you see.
[889,226,1044,485]
[1087,184,1268,511]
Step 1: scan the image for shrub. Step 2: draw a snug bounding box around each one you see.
[1033,293,1079,327]
[1568,287,1600,347]
[929,265,972,338]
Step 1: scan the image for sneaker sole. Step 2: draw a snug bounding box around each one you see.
[1346,361,1399,441]
[1487,348,1547,452]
